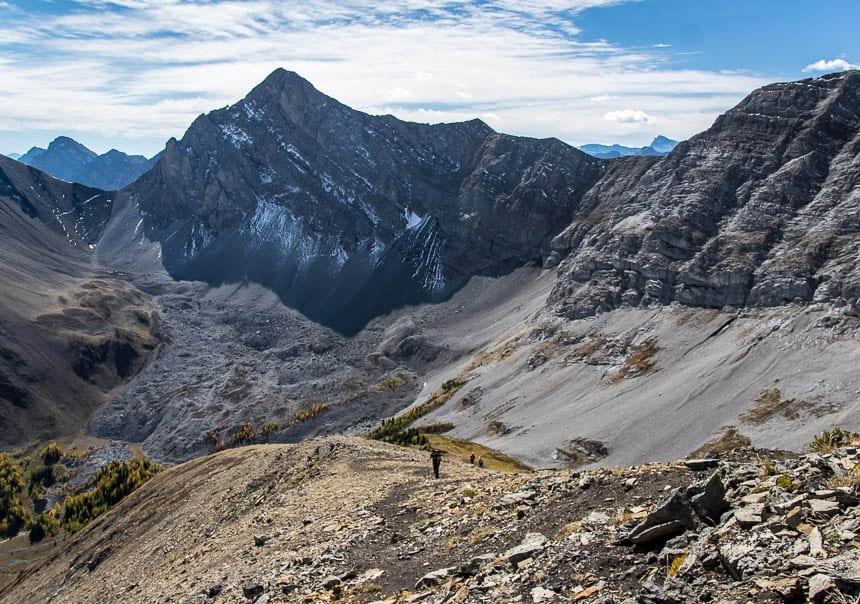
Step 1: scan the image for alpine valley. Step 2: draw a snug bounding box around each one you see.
[2,68,860,466]
[2,67,860,601]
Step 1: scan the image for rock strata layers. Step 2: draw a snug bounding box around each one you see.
[548,71,860,319]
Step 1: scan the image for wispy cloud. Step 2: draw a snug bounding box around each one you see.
[802,58,859,73]
[0,0,768,155]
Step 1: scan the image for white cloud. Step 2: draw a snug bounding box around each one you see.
[603,109,654,125]
[802,58,859,73]
[0,0,766,155]
[653,43,671,48]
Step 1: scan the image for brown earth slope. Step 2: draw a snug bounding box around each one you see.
[0,155,164,447]
[5,436,860,603]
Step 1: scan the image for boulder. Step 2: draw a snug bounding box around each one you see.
[814,549,860,583]
[505,533,547,567]
[415,567,454,589]
[688,471,728,522]
[808,574,835,602]
[684,459,719,471]
[734,503,765,528]
[626,489,695,544]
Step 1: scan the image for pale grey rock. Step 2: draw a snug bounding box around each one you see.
[809,499,841,517]
[807,573,834,602]
[735,503,766,528]
[504,532,547,567]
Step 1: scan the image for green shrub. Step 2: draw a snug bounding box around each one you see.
[366,378,467,445]
[230,422,256,447]
[28,465,55,498]
[260,421,279,442]
[775,474,796,491]
[810,428,854,452]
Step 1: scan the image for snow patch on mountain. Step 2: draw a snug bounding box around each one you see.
[220,123,253,149]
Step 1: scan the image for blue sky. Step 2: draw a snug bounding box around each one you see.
[0,0,857,157]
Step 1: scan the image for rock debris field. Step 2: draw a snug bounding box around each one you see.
[5,435,860,603]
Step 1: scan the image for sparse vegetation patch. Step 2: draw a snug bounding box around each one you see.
[690,426,752,457]
[366,376,469,445]
[609,338,661,382]
[810,427,857,453]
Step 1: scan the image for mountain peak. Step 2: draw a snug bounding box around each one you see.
[16,136,156,189]
[256,68,325,97]
[649,135,678,153]
[48,136,97,159]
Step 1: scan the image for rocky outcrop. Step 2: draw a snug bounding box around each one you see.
[548,71,860,319]
[126,68,604,334]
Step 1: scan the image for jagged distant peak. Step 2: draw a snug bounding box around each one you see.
[579,134,678,159]
[649,135,678,152]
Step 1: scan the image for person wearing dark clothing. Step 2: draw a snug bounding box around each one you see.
[477,456,484,468]
[469,451,476,465]
[430,449,442,478]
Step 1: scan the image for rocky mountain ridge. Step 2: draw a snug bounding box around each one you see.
[5,435,860,603]
[16,136,158,190]
[2,70,860,468]
[119,68,605,334]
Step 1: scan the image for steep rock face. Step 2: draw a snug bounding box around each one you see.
[0,154,113,249]
[129,68,604,334]
[17,137,157,190]
[548,71,860,319]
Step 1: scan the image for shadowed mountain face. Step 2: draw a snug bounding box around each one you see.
[17,137,157,190]
[128,68,605,334]
[548,71,860,318]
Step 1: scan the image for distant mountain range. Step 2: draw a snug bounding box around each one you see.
[14,136,158,190]
[579,135,678,159]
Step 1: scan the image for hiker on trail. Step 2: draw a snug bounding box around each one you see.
[430,449,442,479]
[469,451,476,465]
[477,456,484,468]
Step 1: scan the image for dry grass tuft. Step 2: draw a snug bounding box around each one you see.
[690,426,751,457]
